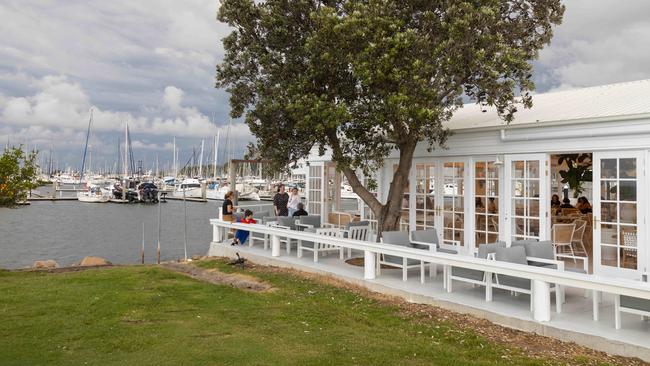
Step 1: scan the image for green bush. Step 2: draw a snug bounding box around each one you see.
[0,145,39,207]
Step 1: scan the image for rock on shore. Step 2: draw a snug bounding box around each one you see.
[32,260,59,269]
[79,256,111,266]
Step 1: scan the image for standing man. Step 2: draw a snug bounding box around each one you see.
[273,184,289,216]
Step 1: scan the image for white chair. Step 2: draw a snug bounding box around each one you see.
[552,224,576,260]
[571,219,588,256]
[379,231,425,283]
[622,230,637,269]
[248,216,275,249]
[448,242,504,300]
[343,224,372,258]
[493,244,565,313]
[297,228,343,262]
[410,228,459,279]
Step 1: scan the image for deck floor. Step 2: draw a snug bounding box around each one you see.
[208,240,650,360]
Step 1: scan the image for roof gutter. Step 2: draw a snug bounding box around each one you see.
[447,112,650,135]
[499,113,650,142]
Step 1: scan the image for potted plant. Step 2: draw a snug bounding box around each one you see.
[557,153,592,198]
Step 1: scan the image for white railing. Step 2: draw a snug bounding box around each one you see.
[210,218,650,322]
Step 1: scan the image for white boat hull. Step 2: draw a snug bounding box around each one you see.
[239,191,261,201]
[78,195,110,203]
[172,187,203,198]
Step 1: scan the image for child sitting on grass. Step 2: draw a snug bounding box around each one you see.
[231,209,256,246]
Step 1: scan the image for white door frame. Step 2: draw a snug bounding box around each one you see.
[504,154,550,246]
[592,150,645,279]
[469,156,503,255]
[436,156,471,254]
[306,161,325,224]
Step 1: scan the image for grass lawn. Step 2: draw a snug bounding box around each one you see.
[0,261,613,366]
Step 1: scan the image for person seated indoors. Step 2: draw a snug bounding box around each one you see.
[560,198,574,209]
[475,197,485,212]
[231,209,256,246]
[576,196,593,214]
[487,197,497,214]
[551,194,561,209]
[292,202,308,217]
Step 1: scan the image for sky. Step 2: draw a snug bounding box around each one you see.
[1,0,650,173]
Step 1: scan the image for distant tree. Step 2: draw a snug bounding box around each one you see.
[216,0,564,234]
[243,142,261,161]
[0,146,39,207]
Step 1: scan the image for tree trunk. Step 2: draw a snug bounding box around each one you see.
[374,140,416,239]
[327,131,417,241]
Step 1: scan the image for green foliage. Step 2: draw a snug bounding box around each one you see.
[0,263,597,365]
[557,153,592,198]
[216,0,564,229]
[0,145,39,207]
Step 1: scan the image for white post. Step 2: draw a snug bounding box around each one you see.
[593,290,600,321]
[271,234,281,257]
[532,279,551,322]
[364,250,376,280]
[213,223,221,243]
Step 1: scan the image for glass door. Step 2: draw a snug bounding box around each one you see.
[440,160,467,249]
[415,162,437,231]
[307,163,324,217]
[504,154,549,243]
[474,160,500,247]
[593,151,644,279]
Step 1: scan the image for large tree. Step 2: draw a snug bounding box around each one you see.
[216,0,564,234]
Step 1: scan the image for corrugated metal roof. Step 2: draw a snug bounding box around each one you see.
[445,79,650,130]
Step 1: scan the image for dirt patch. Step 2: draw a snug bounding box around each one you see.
[244,262,647,366]
[161,262,274,293]
[11,264,115,274]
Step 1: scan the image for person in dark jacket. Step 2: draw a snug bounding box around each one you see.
[292,202,308,217]
[273,184,289,216]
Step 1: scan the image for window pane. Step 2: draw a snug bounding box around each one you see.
[487,198,498,214]
[621,249,637,269]
[600,202,617,223]
[619,181,637,201]
[600,180,617,201]
[475,215,486,232]
[621,226,637,247]
[513,161,524,178]
[600,223,617,245]
[528,219,540,237]
[527,180,540,198]
[528,199,540,217]
[620,158,636,178]
[601,159,617,179]
[601,245,618,267]
[513,180,524,197]
[527,161,540,179]
[620,203,637,224]
[514,199,525,216]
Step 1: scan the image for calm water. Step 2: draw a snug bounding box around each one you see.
[0,200,266,269]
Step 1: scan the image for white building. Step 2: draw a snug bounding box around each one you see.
[306,79,650,280]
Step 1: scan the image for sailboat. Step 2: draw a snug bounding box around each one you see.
[77,108,111,203]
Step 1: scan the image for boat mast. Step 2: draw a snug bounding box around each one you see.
[213,131,220,180]
[124,121,129,178]
[172,137,176,178]
[79,107,94,184]
[198,139,204,178]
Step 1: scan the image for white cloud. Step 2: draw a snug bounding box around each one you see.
[535,0,650,90]
[163,86,184,113]
[0,74,250,141]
